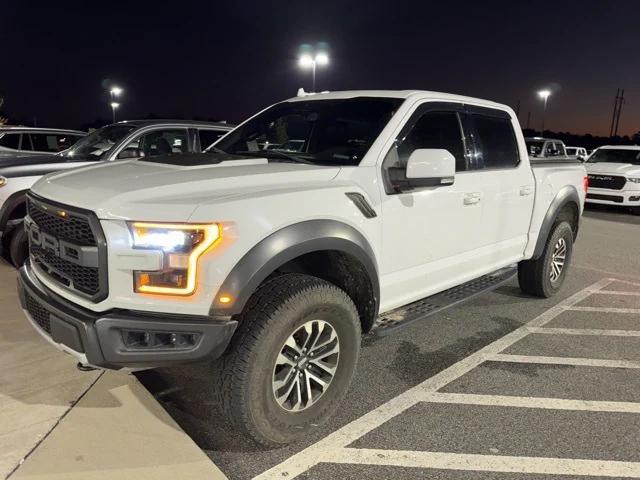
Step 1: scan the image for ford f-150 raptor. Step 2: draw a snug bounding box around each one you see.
[17,90,587,446]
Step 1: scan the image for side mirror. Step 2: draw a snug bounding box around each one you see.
[406,149,455,187]
[117,148,144,160]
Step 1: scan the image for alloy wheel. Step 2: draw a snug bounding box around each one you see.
[272,319,340,412]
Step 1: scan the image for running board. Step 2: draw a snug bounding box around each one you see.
[372,266,518,336]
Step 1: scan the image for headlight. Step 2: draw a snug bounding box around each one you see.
[627,178,640,184]
[0,176,7,187]
[129,222,221,295]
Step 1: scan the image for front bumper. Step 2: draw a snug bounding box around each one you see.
[17,262,238,370]
[586,188,640,206]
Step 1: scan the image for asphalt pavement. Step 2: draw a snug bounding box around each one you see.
[138,203,640,479]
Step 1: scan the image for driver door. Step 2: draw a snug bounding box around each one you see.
[379,103,484,311]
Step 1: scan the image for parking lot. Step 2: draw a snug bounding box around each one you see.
[4,206,640,480]
[124,205,640,479]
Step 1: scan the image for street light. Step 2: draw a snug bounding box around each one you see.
[298,50,329,92]
[108,86,123,123]
[537,89,551,136]
[110,102,120,123]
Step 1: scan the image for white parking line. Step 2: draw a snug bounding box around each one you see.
[568,306,640,314]
[490,353,640,369]
[254,278,614,479]
[597,291,640,297]
[528,327,640,337]
[423,392,640,414]
[324,449,640,478]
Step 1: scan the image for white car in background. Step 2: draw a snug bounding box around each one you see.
[565,146,588,162]
[585,145,640,214]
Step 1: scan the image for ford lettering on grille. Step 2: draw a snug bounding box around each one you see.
[26,194,107,301]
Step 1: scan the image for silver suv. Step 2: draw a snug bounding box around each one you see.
[0,127,86,155]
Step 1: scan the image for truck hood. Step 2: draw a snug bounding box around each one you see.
[585,162,640,177]
[31,155,341,221]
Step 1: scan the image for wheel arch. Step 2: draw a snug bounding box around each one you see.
[209,219,380,332]
[532,185,581,260]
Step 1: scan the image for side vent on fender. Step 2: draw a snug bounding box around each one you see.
[345,192,377,219]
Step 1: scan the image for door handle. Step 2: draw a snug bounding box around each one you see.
[463,192,482,205]
[520,185,535,196]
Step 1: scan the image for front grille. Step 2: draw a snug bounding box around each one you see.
[24,290,51,334]
[587,193,624,203]
[27,200,96,245]
[27,195,107,302]
[587,174,626,190]
[31,245,100,295]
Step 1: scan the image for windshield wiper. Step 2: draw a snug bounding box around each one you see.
[235,149,315,165]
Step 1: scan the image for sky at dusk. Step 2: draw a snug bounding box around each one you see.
[3,0,640,136]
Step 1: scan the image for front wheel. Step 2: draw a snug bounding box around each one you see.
[518,221,574,298]
[212,273,361,446]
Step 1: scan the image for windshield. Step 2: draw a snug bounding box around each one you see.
[214,97,402,166]
[525,140,545,157]
[587,149,640,165]
[63,124,137,159]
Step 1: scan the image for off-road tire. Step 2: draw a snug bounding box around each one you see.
[211,273,361,447]
[518,221,574,298]
[9,226,29,268]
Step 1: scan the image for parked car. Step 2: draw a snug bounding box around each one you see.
[565,146,588,161]
[0,127,85,156]
[525,137,572,160]
[585,145,640,214]
[17,90,586,446]
[0,119,234,266]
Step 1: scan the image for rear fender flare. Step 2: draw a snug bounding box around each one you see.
[532,185,580,259]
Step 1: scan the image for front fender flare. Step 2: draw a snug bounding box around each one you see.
[210,219,379,318]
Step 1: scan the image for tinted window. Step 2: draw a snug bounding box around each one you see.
[566,148,577,155]
[216,98,402,166]
[0,133,20,150]
[120,129,188,158]
[473,115,519,168]
[587,149,640,165]
[20,133,33,151]
[199,129,227,150]
[382,110,466,193]
[29,133,80,152]
[526,140,544,157]
[554,142,566,156]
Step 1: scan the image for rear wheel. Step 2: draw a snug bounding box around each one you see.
[518,221,574,298]
[9,226,29,267]
[212,273,361,446]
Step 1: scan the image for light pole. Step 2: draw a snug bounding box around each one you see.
[109,86,123,122]
[298,51,329,92]
[537,89,551,136]
[110,102,120,123]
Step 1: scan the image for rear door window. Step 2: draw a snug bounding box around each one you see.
[0,133,20,150]
[471,113,519,169]
[30,133,63,152]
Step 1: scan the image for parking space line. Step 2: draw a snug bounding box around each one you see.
[491,353,640,369]
[528,327,640,337]
[598,291,640,297]
[568,306,640,314]
[324,448,640,477]
[422,392,640,413]
[254,278,613,479]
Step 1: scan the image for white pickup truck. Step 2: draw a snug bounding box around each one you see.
[585,145,640,214]
[18,90,586,446]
